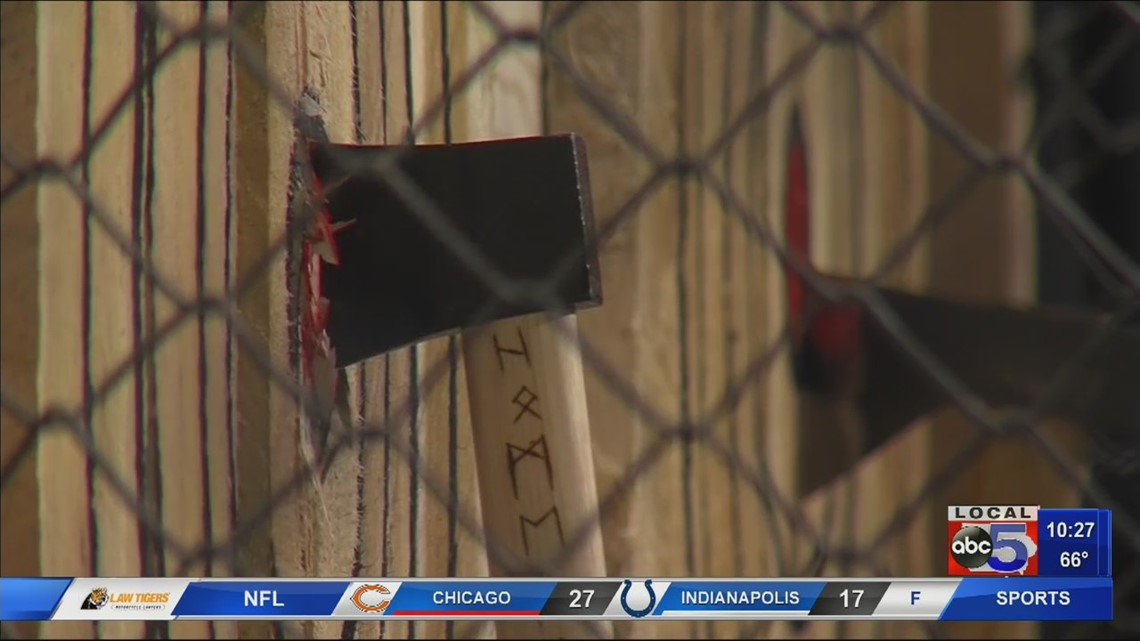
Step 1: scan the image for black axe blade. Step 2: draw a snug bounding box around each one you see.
[309,134,602,367]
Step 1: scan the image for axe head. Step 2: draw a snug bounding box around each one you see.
[307,134,602,367]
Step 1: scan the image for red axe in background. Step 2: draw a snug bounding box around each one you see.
[781,107,1140,499]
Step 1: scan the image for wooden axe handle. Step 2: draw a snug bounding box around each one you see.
[463,313,612,640]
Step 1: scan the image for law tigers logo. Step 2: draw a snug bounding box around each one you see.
[80,587,109,610]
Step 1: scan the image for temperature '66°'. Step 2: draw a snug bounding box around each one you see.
[1058,551,1089,569]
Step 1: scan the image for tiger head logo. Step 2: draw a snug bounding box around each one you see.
[81,587,109,610]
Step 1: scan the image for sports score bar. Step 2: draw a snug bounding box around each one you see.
[0,506,1112,623]
[0,577,1113,622]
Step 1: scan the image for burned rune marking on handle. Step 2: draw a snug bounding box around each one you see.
[511,385,541,422]
[519,506,565,555]
[493,329,531,371]
[506,435,554,499]
[493,326,564,559]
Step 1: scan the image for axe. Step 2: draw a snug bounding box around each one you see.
[301,135,611,637]
[781,108,1140,498]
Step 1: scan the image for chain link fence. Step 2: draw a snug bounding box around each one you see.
[1,1,1138,639]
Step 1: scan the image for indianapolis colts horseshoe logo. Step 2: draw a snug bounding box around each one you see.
[620,579,656,618]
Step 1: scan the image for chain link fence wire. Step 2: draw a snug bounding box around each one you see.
[1,1,1138,639]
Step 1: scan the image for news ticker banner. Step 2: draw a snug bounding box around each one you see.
[947,506,1111,577]
[0,577,1112,622]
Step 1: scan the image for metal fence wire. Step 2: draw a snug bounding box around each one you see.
[1,1,1138,640]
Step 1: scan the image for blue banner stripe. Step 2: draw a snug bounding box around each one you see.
[940,577,1112,621]
[0,578,73,621]
[173,582,349,617]
[386,582,557,615]
[652,582,824,614]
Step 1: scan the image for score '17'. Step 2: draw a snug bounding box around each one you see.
[840,589,864,609]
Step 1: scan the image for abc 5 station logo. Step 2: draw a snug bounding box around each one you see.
[947,521,1039,576]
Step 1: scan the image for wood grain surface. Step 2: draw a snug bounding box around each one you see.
[764,2,939,639]
[1,5,44,641]
[0,3,1091,641]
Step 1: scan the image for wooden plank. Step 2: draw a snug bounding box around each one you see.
[924,2,1078,639]
[760,0,814,591]
[292,3,361,640]
[801,2,936,638]
[678,10,712,638]
[150,0,210,582]
[545,3,788,639]
[754,3,941,639]
[0,3,43,641]
[378,4,418,640]
[740,0,779,589]
[752,8,848,639]
[34,2,95,638]
[679,2,708,601]
[230,4,277,640]
[842,2,935,639]
[345,3,388,640]
[257,18,310,638]
[751,21,937,641]
[444,0,522,598]
[685,3,759,638]
[544,3,702,640]
[543,0,645,594]
[313,4,497,640]
[556,2,688,634]
[693,1,734,591]
[368,3,419,639]
[407,4,473,640]
[446,2,607,639]
[147,3,217,638]
[200,9,238,640]
[86,2,143,638]
[767,3,857,639]
[233,2,389,638]
[792,5,865,546]
[542,0,699,631]
[231,2,346,638]
[720,0,775,604]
